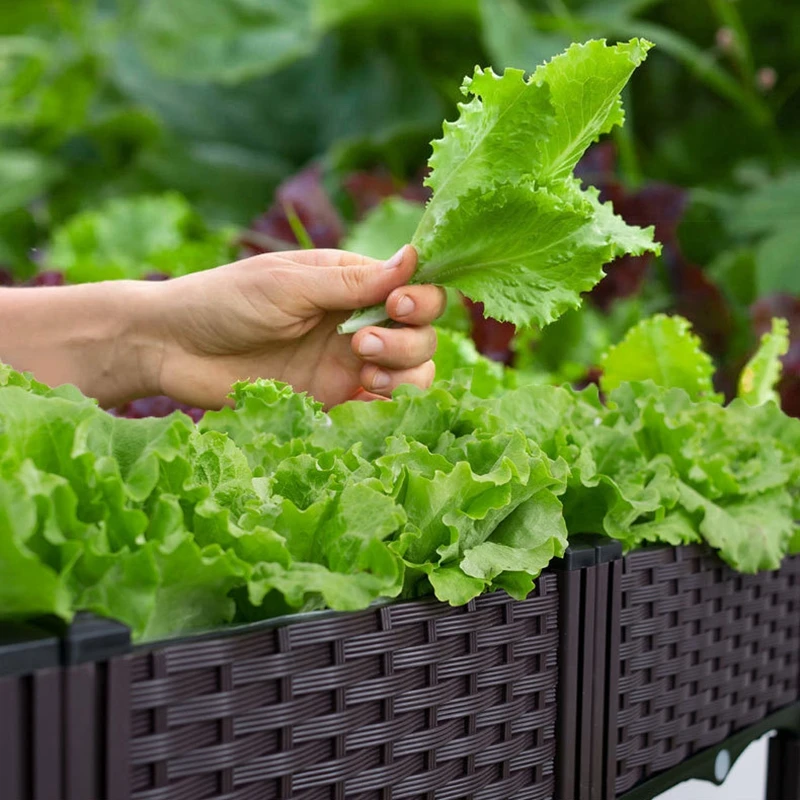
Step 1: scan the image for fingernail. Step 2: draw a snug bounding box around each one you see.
[358,333,384,356]
[371,369,390,389]
[395,294,416,316]
[384,245,406,270]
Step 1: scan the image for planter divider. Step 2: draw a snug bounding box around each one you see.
[552,535,623,800]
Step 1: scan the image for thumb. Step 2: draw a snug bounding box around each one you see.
[312,245,417,311]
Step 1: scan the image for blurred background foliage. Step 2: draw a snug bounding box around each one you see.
[1,0,798,415]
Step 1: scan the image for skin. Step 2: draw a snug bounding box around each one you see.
[0,244,446,409]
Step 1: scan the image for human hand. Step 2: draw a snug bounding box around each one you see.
[149,245,445,409]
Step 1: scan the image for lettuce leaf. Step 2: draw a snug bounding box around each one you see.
[339,39,660,334]
[341,197,425,259]
[738,317,789,406]
[47,193,237,282]
[600,314,718,401]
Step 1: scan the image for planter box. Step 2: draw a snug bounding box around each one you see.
[607,546,800,797]
[2,576,560,800]
[2,544,799,800]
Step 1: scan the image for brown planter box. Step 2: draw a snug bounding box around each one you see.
[610,546,800,797]
[1,576,561,800]
[3,543,798,800]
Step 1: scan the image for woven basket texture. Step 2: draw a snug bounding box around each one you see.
[128,575,559,800]
[615,547,800,795]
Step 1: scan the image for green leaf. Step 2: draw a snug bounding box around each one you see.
[738,318,790,406]
[626,510,702,548]
[0,475,73,620]
[677,483,794,573]
[200,379,324,474]
[47,193,236,282]
[76,538,244,641]
[461,490,568,584]
[311,385,461,458]
[600,314,717,401]
[427,566,486,605]
[341,197,424,260]
[134,0,317,84]
[340,39,659,333]
[530,38,652,183]
[413,181,657,328]
[418,65,556,238]
[0,149,62,217]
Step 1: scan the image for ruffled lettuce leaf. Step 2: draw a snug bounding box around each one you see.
[600,314,718,401]
[738,317,790,406]
[341,197,425,259]
[414,181,658,327]
[47,193,236,282]
[340,39,660,333]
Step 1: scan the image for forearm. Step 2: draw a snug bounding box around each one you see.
[0,282,163,406]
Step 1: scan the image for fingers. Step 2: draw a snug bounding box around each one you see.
[360,360,436,397]
[351,324,437,371]
[386,284,447,326]
[282,245,419,311]
[283,249,383,268]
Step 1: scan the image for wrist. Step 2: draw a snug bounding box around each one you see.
[88,280,168,405]
[0,281,167,406]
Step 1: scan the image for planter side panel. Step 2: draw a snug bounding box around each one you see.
[0,668,62,800]
[615,547,800,796]
[127,575,559,800]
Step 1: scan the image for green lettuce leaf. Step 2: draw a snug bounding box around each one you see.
[414,181,657,327]
[0,473,74,620]
[677,483,794,573]
[47,193,236,282]
[600,314,718,401]
[339,39,660,334]
[200,379,325,475]
[341,197,425,259]
[738,317,789,406]
[530,39,651,182]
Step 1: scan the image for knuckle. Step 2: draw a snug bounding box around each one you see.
[340,266,368,298]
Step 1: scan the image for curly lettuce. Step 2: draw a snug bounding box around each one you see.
[340,39,660,334]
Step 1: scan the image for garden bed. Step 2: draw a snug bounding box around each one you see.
[3,543,798,799]
[611,546,800,796]
[2,577,561,800]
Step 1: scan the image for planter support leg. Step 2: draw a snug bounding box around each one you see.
[766,731,800,800]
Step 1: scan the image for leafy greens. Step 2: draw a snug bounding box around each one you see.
[339,39,661,334]
[2,310,798,642]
